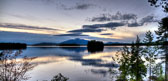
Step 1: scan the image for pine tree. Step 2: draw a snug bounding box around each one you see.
[155,17,168,81]
[143,31,158,81]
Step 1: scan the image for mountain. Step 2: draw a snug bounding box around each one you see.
[105,42,121,45]
[32,42,58,46]
[60,38,88,45]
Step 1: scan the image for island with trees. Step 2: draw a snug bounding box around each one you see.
[87,40,104,53]
[0,43,27,49]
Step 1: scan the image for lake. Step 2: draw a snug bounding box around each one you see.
[23,46,120,81]
[0,46,167,81]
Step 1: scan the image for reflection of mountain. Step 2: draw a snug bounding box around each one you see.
[32,42,58,46]
[60,38,88,45]
[60,47,87,53]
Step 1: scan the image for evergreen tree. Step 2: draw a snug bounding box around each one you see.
[143,31,158,81]
[117,36,147,81]
[155,17,168,81]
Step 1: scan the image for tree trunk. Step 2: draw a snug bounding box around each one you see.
[165,45,168,81]
[165,52,168,81]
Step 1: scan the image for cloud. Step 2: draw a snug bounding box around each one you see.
[54,33,88,36]
[87,12,158,28]
[127,22,142,27]
[100,33,113,35]
[68,22,125,33]
[88,12,137,22]
[83,22,125,29]
[67,14,158,35]
[61,3,95,10]
[68,28,104,33]
[128,15,158,27]
[140,15,158,24]
[0,23,60,31]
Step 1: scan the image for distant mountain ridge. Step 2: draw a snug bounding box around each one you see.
[32,38,127,46]
[60,38,88,45]
[105,42,121,45]
[32,42,58,46]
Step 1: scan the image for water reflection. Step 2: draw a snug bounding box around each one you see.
[21,47,120,81]
[3,46,167,81]
[60,47,87,53]
[114,44,168,81]
[0,50,37,81]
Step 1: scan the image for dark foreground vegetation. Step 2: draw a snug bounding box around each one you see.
[0,43,27,49]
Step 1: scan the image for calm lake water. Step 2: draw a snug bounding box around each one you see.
[22,46,120,81]
[0,46,167,81]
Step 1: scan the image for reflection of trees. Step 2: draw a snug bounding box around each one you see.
[116,36,147,81]
[0,50,37,81]
[51,73,69,81]
[116,30,168,81]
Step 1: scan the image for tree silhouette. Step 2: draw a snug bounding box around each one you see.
[87,40,104,53]
[51,73,69,81]
[0,50,37,81]
[155,17,168,81]
[147,0,168,80]
[143,31,159,81]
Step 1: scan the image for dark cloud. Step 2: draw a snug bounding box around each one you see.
[88,12,137,22]
[128,15,158,27]
[87,11,158,28]
[68,28,104,33]
[140,15,158,24]
[0,23,60,31]
[127,22,142,27]
[68,14,158,34]
[83,22,125,29]
[68,22,125,33]
[61,3,95,10]
[100,33,113,35]
[54,33,88,36]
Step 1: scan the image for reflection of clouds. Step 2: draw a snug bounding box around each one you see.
[70,57,119,68]
[83,51,117,62]
[30,56,69,65]
[22,47,120,68]
[90,69,108,77]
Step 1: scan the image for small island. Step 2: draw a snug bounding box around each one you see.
[87,40,104,53]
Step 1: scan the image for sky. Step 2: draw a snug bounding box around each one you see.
[0,0,167,44]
